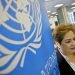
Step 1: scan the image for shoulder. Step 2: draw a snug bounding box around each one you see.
[56,49,75,74]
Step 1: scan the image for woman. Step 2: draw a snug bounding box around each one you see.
[53,24,75,75]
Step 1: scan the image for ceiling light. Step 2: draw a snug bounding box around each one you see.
[56,14,58,15]
[47,10,51,13]
[45,0,49,1]
[50,16,53,18]
[72,3,75,5]
[54,4,63,8]
[71,7,75,9]
[51,12,56,15]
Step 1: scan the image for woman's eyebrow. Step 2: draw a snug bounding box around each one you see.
[64,39,71,41]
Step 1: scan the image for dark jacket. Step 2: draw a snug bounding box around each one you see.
[56,49,75,75]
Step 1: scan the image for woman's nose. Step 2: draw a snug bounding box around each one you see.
[72,40,75,45]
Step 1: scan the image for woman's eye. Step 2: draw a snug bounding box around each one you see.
[73,37,75,40]
[65,40,71,43]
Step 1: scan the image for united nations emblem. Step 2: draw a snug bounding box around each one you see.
[0,0,42,74]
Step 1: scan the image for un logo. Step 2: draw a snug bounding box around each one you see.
[0,0,42,74]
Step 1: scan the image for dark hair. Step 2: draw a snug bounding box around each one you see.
[53,24,75,44]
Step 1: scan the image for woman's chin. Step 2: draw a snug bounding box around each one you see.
[70,49,75,53]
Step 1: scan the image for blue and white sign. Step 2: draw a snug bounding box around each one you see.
[0,0,60,75]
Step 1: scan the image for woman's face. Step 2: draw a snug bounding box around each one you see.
[60,31,75,56]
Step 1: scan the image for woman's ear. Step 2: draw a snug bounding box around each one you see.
[55,41,61,49]
[55,41,64,54]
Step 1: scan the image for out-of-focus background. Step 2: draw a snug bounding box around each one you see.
[45,0,75,30]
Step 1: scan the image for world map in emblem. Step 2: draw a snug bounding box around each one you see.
[0,0,42,74]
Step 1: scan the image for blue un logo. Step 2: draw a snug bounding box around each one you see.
[0,0,42,74]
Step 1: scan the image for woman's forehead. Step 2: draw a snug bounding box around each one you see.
[63,31,75,40]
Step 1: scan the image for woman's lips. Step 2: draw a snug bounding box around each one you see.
[70,47,75,50]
